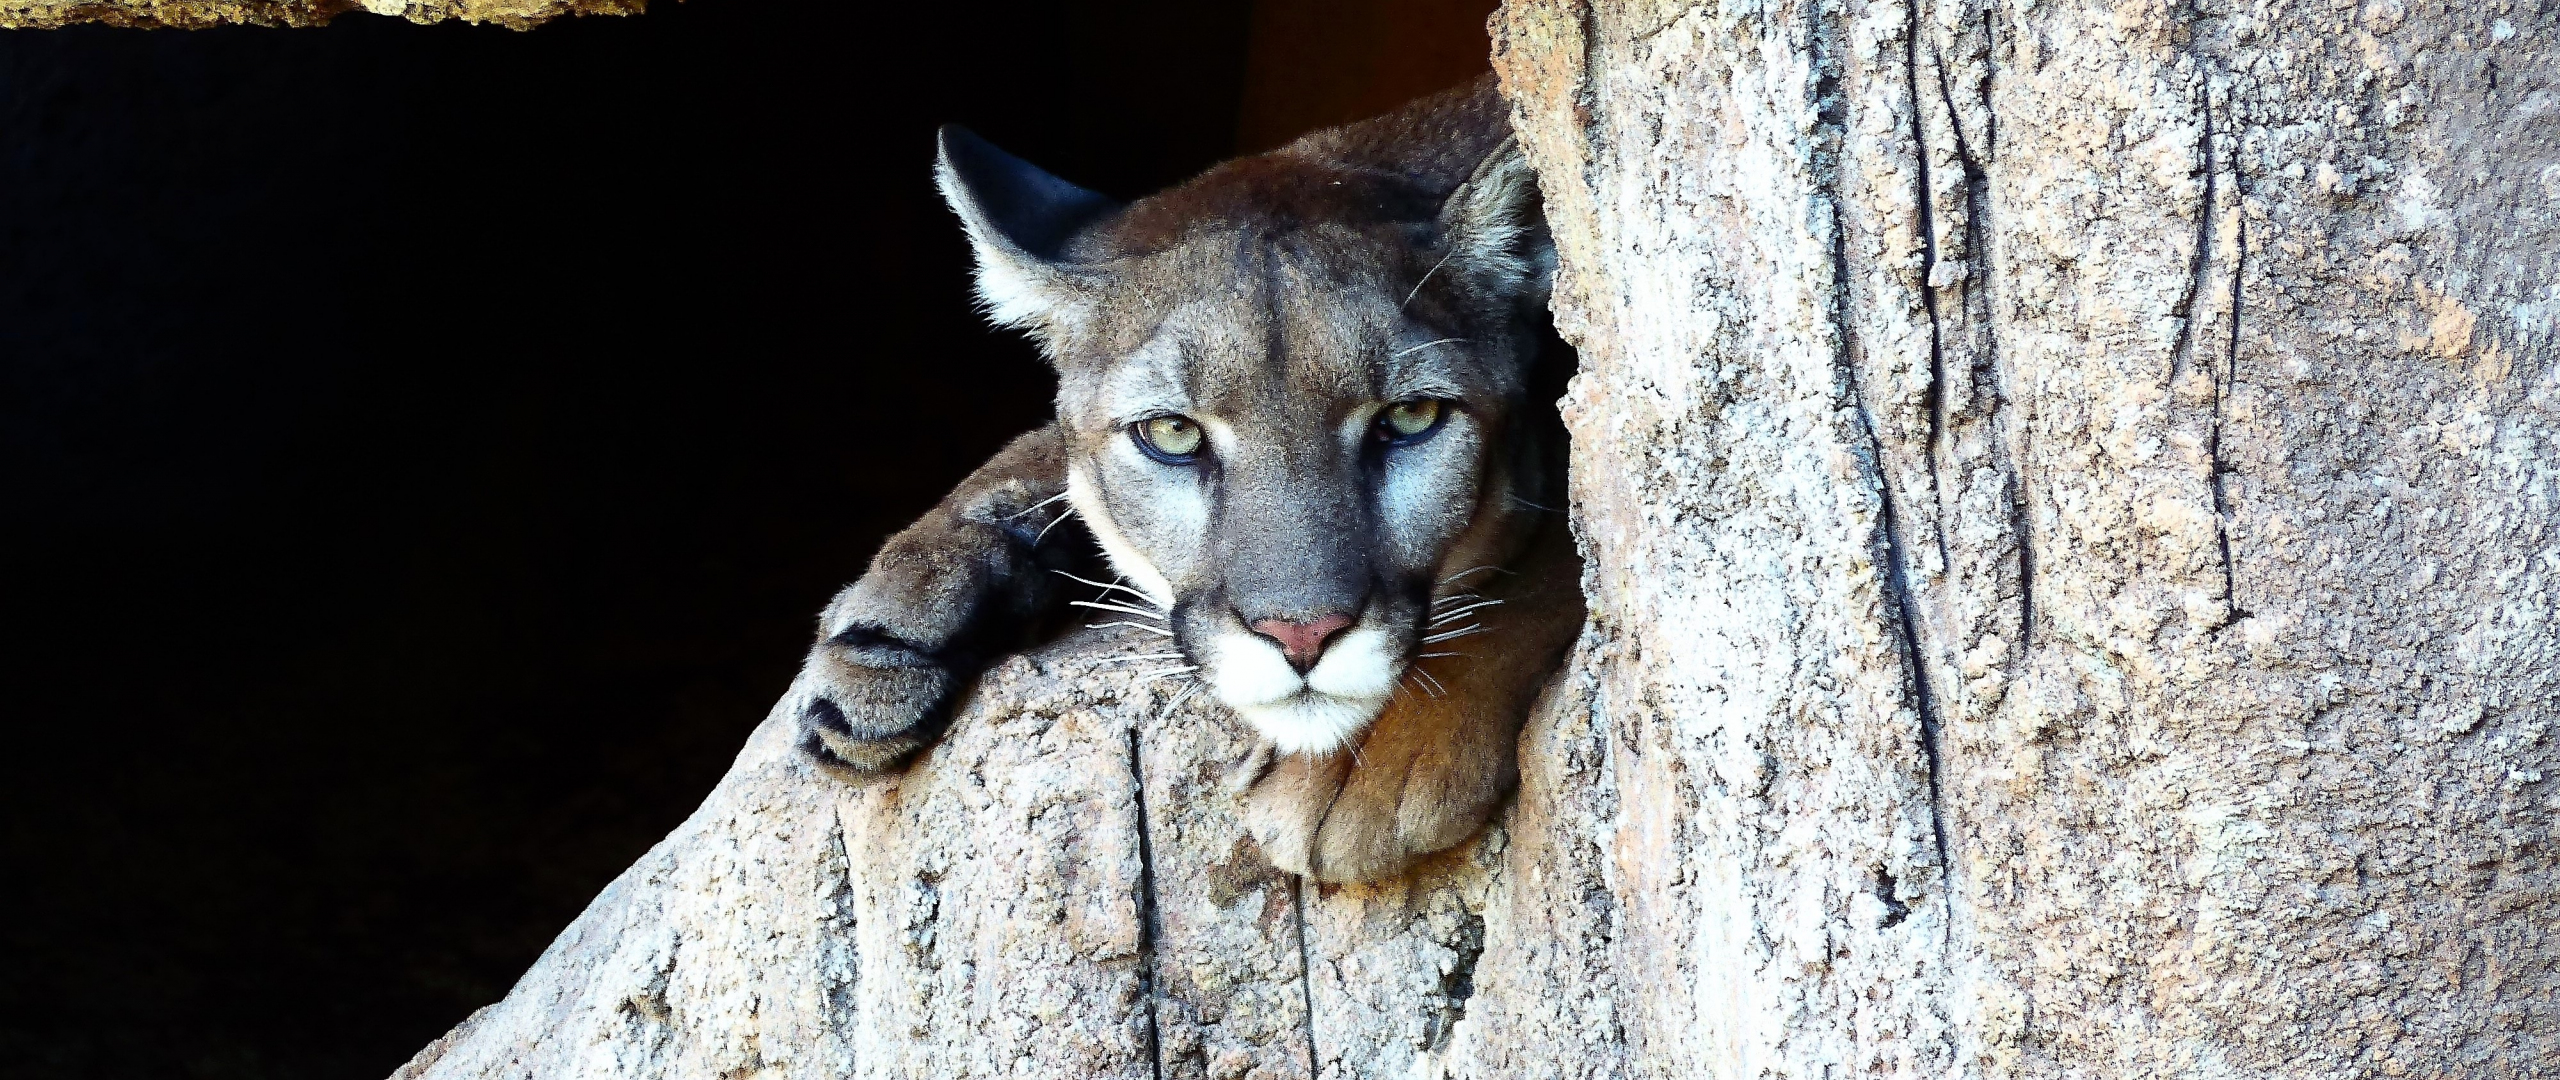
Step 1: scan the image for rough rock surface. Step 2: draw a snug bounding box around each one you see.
[0,0,635,29]
[390,631,1523,1080]
[1488,0,2560,1074]
[391,0,2558,1074]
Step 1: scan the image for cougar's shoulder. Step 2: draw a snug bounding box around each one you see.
[1074,75,1513,260]
[1279,73,1513,191]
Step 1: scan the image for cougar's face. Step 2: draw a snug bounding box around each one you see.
[1056,234,1531,753]
[931,123,1550,753]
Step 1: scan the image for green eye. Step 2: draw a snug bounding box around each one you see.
[1134,415,1204,462]
[1377,399,1445,443]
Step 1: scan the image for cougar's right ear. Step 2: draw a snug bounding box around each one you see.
[936,126,1118,350]
[1435,137,1554,315]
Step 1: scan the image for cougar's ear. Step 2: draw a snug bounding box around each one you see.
[935,125,1118,348]
[1435,137,1554,313]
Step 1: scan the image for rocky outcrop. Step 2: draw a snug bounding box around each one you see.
[389,0,2560,1074]
[389,632,1527,1080]
[0,0,635,30]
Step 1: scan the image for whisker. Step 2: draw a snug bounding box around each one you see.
[1033,506,1077,547]
[1157,681,1201,720]
[1416,651,1475,660]
[1007,491,1071,521]
[1090,652,1185,667]
[1430,591,1481,608]
[1507,494,1563,513]
[1402,246,1460,310]
[1135,666,1200,683]
[1051,569,1168,611]
[1089,620,1174,637]
[1438,564,1513,586]
[1411,667,1447,698]
[1069,599,1170,623]
[1427,599,1504,625]
[1393,336,1471,357]
[1421,624,1488,645]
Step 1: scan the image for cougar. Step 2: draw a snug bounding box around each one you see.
[795,77,1582,883]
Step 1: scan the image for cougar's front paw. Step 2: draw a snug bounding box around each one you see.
[1238,712,1518,883]
[795,631,964,774]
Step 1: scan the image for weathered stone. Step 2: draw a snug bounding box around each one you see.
[0,0,637,30]
[1480,0,2560,1073]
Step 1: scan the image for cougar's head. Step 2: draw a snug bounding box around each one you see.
[937,89,1555,754]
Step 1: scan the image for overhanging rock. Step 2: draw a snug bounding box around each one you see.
[0,0,638,29]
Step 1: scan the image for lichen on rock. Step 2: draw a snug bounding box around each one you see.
[0,0,640,30]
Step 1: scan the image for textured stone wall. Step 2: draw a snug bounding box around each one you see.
[386,0,2560,1075]
[1491,0,2560,1073]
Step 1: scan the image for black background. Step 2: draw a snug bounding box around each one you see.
[0,1,1490,1075]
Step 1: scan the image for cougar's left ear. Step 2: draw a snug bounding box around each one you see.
[1435,137,1554,313]
[936,125,1119,350]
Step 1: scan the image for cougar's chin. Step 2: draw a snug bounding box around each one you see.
[1232,693,1392,755]
[1205,624,1401,754]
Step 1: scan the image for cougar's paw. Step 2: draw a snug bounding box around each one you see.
[794,633,964,775]
[1238,724,1517,883]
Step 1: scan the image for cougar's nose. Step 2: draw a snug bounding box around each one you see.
[1249,613,1354,674]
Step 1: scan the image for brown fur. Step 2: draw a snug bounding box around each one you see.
[1088,78,1514,259]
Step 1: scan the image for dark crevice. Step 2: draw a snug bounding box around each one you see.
[1426,909,1487,1051]
[1933,54,1980,193]
[820,812,863,1037]
[2009,442,2034,652]
[1908,0,1952,569]
[1125,729,1165,1080]
[1876,865,1914,928]
[1981,6,1998,162]
[1293,876,1320,1079]
[2164,77,2250,629]
[2208,93,2249,628]
[1851,311,1956,874]
[1934,24,2031,656]
[1445,912,1485,1012]
[1836,16,1952,875]
[2167,87,2218,386]
[1976,1,2029,652]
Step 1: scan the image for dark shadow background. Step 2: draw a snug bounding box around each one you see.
[0,1,1493,1076]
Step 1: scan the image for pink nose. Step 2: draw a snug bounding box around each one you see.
[1249,614,1354,674]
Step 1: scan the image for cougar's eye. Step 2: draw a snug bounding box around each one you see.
[1375,399,1446,445]
[1133,415,1205,463]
